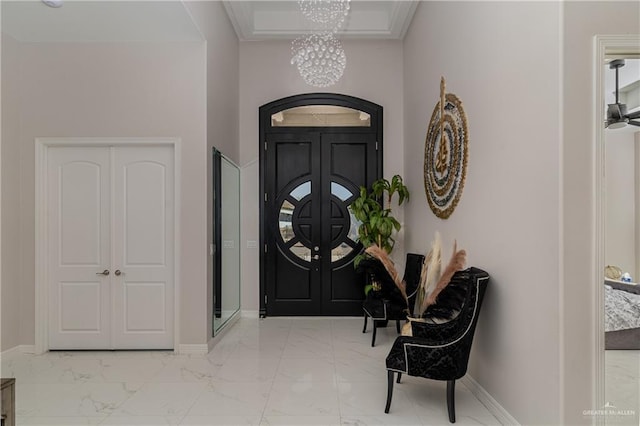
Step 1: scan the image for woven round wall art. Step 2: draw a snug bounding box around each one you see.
[424,77,469,219]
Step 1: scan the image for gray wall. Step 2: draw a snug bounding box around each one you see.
[1,33,22,351]
[2,41,208,348]
[605,131,637,278]
[562,2,640,424]
[403,2,562,423]
[183,0,240,342]
[1,2,240,351]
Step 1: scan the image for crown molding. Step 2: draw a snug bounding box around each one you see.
[223,1,418,41]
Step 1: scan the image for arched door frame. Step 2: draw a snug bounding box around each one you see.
[258,93,383,317]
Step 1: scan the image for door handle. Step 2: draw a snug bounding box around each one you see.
[96,269,110,276]
[114,270,122,276]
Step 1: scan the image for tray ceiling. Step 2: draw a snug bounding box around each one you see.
[1,1,418,43]
[222,1,419,40]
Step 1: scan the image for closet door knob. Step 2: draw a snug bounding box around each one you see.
[96,269,110,276]
[114,270,122,276]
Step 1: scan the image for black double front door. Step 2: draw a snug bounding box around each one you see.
[265,130,379,315]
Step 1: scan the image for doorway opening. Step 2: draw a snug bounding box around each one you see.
[594,36,640,424]
[259,94,383,316]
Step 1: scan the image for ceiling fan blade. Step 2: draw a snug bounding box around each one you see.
[629,120,640,127]
[626,110,640,120]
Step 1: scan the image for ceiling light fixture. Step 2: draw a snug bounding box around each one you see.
[297,0,350,31]
[292,0,350,88]
[42,0,63,8]
[291,32,346,88]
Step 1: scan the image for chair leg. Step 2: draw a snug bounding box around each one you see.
[447,380,456,423]
[396,372,402,383]
[362,313,368,333]
[395,319,401,333]
[385,370,394,413]
[371,321,377,347]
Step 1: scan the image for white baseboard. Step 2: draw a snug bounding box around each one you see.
[241,310,259,318]
[0,345,36,360]
[462,375,520,425]
[177,344,209,355]
[20,345,35,354]
[0,346,22,361]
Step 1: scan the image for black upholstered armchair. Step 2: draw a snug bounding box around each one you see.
[384,267,489,423]
[361,253,425,346]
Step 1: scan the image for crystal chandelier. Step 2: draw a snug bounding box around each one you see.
[292,0,350,88]
[291,32,346,88]
[297,0,350,31]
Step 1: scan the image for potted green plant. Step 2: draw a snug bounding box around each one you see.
[349,175,409,294]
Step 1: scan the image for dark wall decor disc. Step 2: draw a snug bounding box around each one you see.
[424,77,469,219]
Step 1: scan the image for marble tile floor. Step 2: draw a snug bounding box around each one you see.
[2,318,501,426]
[605,350,640,425]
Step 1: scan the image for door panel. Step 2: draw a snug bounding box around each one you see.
[122,161,167,265]
[265,131,377,316]
[266,133,322,315]
[112,146,174,349]
[321,133,377,315]
[48,145,174,350]
[48,147,111,349]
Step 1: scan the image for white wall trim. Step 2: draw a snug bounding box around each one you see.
[173,140,182,355]
[20,344,35,354]
[557,2,565,422]
[177,344,209,355]
[0,6,3,361]
[35,137,182,354]
[0,346,22,361]
[635,133,640,283]
[593,35,640,424]
[0,345,36,361]
[461,375,519,426]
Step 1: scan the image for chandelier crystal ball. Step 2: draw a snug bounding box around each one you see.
[297,0,350,30]
[291,32,347,88]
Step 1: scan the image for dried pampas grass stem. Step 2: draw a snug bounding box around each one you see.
[365,245,406,303]
[424,240,466,307]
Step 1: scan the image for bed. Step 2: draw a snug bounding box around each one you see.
[605,279,640,350]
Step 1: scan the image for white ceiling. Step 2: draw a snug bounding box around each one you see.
[1,1,203,43]
[1,0,418,43]
[222,1,419,40]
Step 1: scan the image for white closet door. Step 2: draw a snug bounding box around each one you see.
[111,146,174,349]
[48,147,111,349]
[48,144,174,350]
